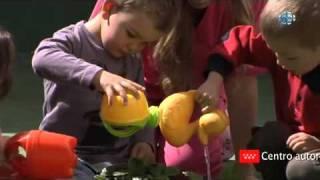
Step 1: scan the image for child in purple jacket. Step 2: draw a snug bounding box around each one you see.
[32,0,181,179]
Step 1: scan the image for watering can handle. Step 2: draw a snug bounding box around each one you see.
[102,123,141,138]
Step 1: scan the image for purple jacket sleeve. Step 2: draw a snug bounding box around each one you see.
[32,27,103,88]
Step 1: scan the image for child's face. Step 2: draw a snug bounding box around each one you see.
[100,10,163,58]
[265,37,320,75]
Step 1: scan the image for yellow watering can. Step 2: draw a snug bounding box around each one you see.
[100,90,229,146]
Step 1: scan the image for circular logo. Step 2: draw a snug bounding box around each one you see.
[279,11,296,25]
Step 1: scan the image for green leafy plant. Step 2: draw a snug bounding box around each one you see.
[94,158,203,180]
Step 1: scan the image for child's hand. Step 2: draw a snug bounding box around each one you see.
[130,142,155,164]
[188,0,212,9]
[93,70,145,105]
[286,132,320,153]
[196,72,223,113]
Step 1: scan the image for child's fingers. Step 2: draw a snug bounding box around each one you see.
[130,145,144,159]
[196,92,217,113]
[195,93,206,108]
[287,136,303,150]
[195,91,202,101]
[291,141,305,153]
[129,81,145,91]
[135,149,145,159]
[120,81,141,99]
[104,86,114,106]
[130,143,155,163]
[288,138,302,150]
[203,96,215,109]
[196,92,207,104]
[201,106,212,114]
[113,84,128,105]
[286,133,302,147]
[202,100,216,113]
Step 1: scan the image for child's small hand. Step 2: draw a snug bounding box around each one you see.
[93,70,145,105]
[195,90,217,114]
[130,142,155,164]
[196,72,223,113]
[188,0,212,9]
[286,132,320,153]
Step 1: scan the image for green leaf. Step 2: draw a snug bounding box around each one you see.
[104,164,127,177]
[128,158,147,177]
[148,164,163,177]
[163,167,180,176]
[93,174,105,180]
[94,168,107,180]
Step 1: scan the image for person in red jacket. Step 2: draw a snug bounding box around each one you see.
[143,1,266,179]
[204,0,320,179]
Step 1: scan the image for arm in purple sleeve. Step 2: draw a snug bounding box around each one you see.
[32,29,103,88]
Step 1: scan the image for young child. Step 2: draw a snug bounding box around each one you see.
[204,0,320,179]
[32,0,181,178]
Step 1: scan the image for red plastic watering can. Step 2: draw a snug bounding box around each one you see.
[3,130,77,179]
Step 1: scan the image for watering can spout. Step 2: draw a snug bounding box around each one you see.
[198,110,229,145]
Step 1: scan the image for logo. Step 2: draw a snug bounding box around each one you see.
[278,11,296,26]
[239,149,261,164]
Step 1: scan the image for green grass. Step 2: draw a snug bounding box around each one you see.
[219,161,262,180]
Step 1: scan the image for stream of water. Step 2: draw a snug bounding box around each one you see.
[204,145,212,180]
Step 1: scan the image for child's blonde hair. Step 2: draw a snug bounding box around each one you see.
[153,2,193,94]
[230,0,254,26]
[154,0,256,94]
[260,0,320,48]
[111,0,182,33]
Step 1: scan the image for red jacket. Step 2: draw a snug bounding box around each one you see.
[209,25,320,136]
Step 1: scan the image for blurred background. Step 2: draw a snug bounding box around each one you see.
[0,0,96,132]
[0,0,275,133]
